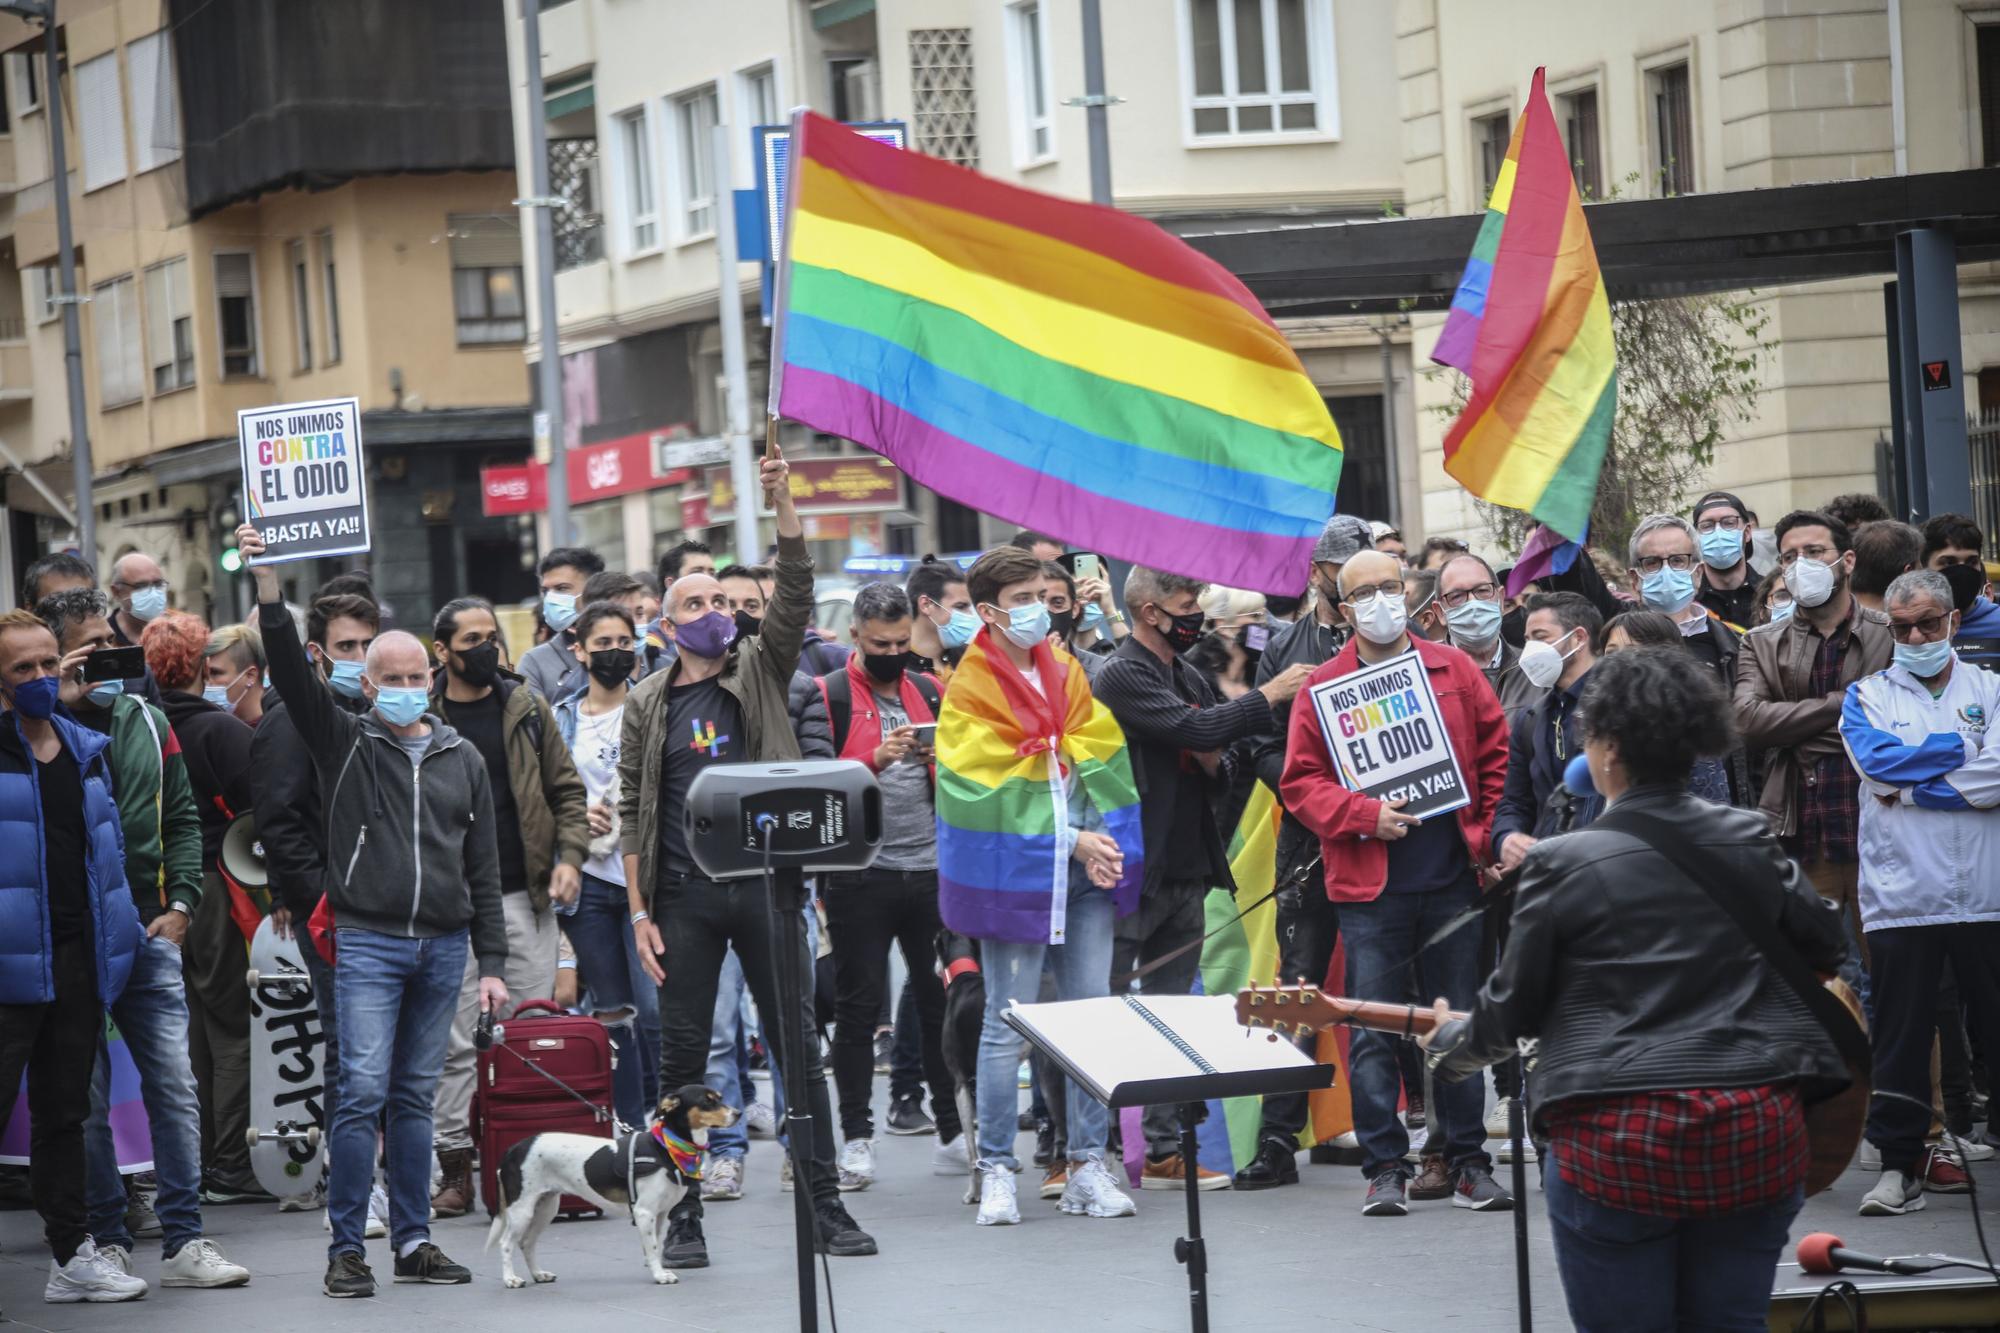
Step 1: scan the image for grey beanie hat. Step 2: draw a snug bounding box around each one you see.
[1312,514,1372,565]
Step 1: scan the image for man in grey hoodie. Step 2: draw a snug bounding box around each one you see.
[237,525,507,1302]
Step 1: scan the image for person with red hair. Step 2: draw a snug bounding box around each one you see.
[140,611,265,1203]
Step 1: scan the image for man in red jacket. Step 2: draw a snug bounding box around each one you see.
[1281,550,1511,1219]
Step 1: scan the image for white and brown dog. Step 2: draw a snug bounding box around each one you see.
[484,1084,736,1288]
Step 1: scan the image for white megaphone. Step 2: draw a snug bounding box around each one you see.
[220,813,268,890]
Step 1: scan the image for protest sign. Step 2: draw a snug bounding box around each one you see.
[239,397,368,564]
[1307,650,1470,820]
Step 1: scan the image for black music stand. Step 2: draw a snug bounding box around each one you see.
[1006,994,1333,1333]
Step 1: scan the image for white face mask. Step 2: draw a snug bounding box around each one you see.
[1518,630,1581,690]
[1346,596,1408,646]
[1784,556,1838,609]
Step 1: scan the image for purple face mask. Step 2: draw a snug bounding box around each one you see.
[675,609,739,660]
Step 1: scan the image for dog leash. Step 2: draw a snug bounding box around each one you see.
[478,1010,615,1124]
[1108,854,1319,987]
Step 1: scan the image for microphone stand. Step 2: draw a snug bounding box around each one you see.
[764,856,820,1332]
[1507,1055,1532,1333]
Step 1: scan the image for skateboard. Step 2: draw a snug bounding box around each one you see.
[244,916,326,1199]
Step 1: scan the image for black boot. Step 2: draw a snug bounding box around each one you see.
[813,1198,878,1256]
[1232,1139,1301,1191]
[661,1195,709,1269]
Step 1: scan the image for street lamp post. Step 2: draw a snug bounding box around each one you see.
[516,0,569,548]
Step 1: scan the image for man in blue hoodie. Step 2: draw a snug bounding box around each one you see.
[1926,515,1999,675]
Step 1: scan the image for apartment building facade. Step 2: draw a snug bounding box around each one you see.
[0,0,534,625]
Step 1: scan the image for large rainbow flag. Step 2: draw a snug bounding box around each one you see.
[768,112,1343,596]
[933,630,1143,945]
[1433,68,1616,541]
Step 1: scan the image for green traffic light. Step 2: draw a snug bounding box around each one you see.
[220,547,243,573]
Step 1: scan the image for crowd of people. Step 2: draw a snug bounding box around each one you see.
[1,454,1996,1324]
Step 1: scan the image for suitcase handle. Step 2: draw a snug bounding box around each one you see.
[509,999,565,1019]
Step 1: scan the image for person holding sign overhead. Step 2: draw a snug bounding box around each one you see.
[1279,549,1510,1219]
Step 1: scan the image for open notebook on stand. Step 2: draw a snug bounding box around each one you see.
[1004,994,1331,1109]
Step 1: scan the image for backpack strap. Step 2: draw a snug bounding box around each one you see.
[911,672,942,718]
[819,670,853,754]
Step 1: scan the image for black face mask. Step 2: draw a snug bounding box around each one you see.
[862,650,909,684]
[1155,608,1205,654]
[455,640,501,688]
[1048,609,1078,641]
[586,647,636,688]
[733,609,764,640]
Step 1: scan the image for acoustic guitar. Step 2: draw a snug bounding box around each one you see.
[1234,980,1869,1196]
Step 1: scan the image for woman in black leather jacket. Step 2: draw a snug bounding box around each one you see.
[1423,648,1847,1333]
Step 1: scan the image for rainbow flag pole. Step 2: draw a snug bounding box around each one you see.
[1433,67,1617,541]
[766,111,1342,596]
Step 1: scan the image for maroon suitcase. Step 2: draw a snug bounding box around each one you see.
[474,999,614,1217]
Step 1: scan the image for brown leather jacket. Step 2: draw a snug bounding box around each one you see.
[1731,598,1891,837]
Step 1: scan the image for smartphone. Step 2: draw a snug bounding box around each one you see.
[1070,552,1103,584]
[83,645,145,683]
[908,722,939,748]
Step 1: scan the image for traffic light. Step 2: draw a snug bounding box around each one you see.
[217,504,243,573]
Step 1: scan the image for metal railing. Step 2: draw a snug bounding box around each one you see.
[1880,412,2000,543]
[0,317,24,343]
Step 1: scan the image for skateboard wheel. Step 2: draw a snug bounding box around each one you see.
[244,1127,262,1153]
[306,1127,322,1149]
[245,969,261,987]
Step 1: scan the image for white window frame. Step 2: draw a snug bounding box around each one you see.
[143,256,194,394]
[1006,1,1056,168]
[212,249,261,380]
[1638,44,1698,198]
[12,50,42,116]
[317,229,341,365]
[667,83,720,245]
[125,31,180,173]
[91,273,142,408]
[612,103,660,257]
[733,58,783,184]
[75,51,128,192]
[30,266,59,324]
[1177,0,1338,147]
[287,237,312,371]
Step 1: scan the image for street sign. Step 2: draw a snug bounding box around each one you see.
[654,433,731,471]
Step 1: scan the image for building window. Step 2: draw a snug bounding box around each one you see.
[549,137,603,270]
[317,230,341,364]
[739,62,778,128]
[448,213,525,345]
[0,55,10,133]
[91,275,142,407]
[13,48,40,115]
[126,31,180,172]
[213,251,259,378]
[75,52,126,191]
[30,266,58,323]
[1473,111,1511,203]
[1559,87,1602,200]
[1007,2,1053,165]
[1979,24,2000,167]
[1648,61,1694,195]
[615,105,658,253]
[671,84,719,241]
[287,238,312,371]
[829,55,880,122]
[143,257,193,393]
[1183,0,1329,140]
[909,29,977,167]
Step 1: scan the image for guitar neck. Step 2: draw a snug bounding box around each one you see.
[1236,988,1469,1039]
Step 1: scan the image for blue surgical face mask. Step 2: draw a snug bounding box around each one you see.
[87,678,125,708]
[987,601,1052,650]
[1767,598,1795,625]
[326,658,367,699]
[934,605,980,649]
[1698,526,1744,570]
[1080,602,1107,633]
[542,591,579,634]
[202,685,234,711]
[128,584,168,622]
[372,685,429,727]
[1640,565,1697,615]
[1444,597,1503,646]
[1893,636,1953,679]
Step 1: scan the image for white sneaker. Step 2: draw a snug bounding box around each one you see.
[366,1185,388,1239]
[1948,1134,1996,1163]
[837,1138,876,1191]
[1858,1168,1925,1217]
[702,1155,745,1201]
[1486,1098,1516,1139]
[1330,1130,1359,1149]
[780,1155,795,1192]
[46,1238,148,1303]
[98,1243,133,1275]
[279,1180,324,1213]
[1058,1157,1136,1219]
[932,1134,971,1176]
[1856,1139,1882,1171]
[1495,1131,1538,1164]
[161,1238,251,1288]
[975,1163,1020,1226]
[745,1100,777,1138]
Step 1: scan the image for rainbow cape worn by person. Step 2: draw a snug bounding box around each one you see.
[767,111,1342,596]
[934,629,1142,945]
[1433,67,1616,542]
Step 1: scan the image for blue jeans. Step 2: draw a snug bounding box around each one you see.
[704,915,813,1159]
[85,933,205,1257]
[1545,1165,1803,1332]
[975,881,1115,1170]
[559,873,660,1126]
[328,927,467,1258]
[1339,876,1489,1177]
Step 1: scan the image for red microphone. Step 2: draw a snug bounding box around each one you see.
[1797,1232,1942,1277]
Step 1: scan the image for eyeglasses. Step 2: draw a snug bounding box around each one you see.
[1888,614,1951,643]
[1694,516,1745,534]
[1438,581,1500,609]
[1342,580,1406,607]
[1633,554,1695,575]
[1778,545,1839,567]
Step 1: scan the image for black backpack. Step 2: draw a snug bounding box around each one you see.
[818,669,943,755]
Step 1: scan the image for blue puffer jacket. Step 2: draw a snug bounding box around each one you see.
[0,710,143,1005]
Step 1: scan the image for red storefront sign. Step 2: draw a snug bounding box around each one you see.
[480,429,693,517]
[706,455,905,523]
